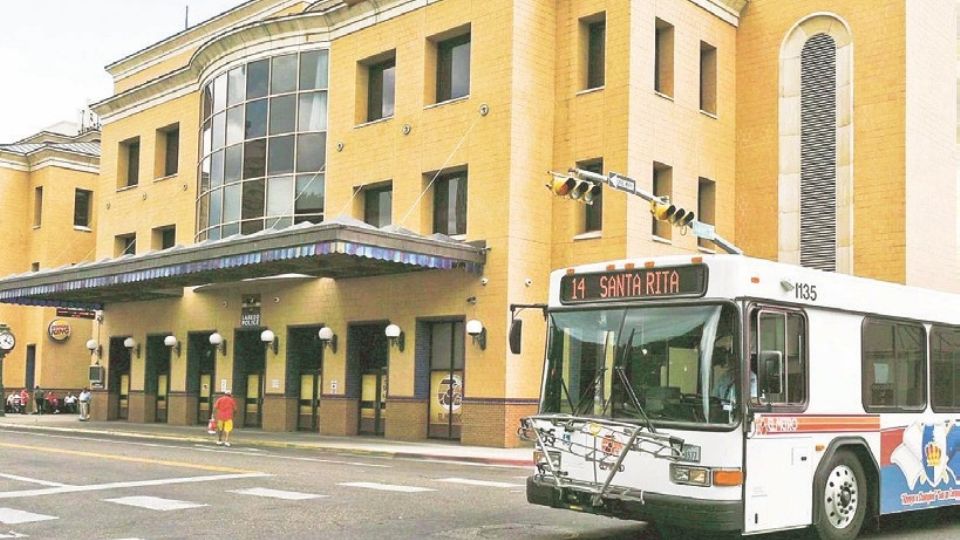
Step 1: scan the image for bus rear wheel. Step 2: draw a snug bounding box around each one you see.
[814,450,866,540]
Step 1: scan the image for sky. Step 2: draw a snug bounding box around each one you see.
[0,0,245,142]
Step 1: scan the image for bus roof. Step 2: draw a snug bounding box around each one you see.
[549,255,960,325]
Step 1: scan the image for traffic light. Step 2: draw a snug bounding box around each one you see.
[547,174,602,205]
[650,200,696,228]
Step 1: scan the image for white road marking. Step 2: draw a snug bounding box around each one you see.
[0,531,27,538]
[0,474,67,487]
[338,482,435,493]
[0,508,57,525]
[0,472,270,500]
[190,446,388,468]
[395,457,528,470]
[229,488,325,500]
[104,496,206,511]
[437,478,524,488]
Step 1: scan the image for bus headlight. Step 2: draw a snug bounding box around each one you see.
[670,463,711,487]
[534,450,561,470]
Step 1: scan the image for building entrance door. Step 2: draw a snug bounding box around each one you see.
[428,320,464,440]
[25,345,35,391]
[187,332,217,424]
[288,326,323,432]
[350,324,388,436]
[234,329,265,428]
[145,335,170,423]
[109,337,132,420]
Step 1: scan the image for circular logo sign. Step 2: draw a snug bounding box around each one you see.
[47,319,71,342]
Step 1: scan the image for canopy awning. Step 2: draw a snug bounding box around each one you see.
[0,218,485,310]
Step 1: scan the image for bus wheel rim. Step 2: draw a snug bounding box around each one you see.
[824,464,858,529]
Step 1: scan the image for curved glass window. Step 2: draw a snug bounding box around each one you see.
[198,49,328,240]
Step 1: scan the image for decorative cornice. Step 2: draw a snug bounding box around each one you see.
[0,148,99,174]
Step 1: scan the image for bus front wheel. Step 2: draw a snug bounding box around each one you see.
[814,449,867,540]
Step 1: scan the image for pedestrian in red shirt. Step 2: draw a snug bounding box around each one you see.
[213,390,237,447]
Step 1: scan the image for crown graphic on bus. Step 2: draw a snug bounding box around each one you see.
[925,442,943,467]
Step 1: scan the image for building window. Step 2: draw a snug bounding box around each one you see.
[578,158,603,233]
[697,178,715,249]
[120,137,140,187]
[363,52,396,122]
[652,163,672,240]
[74,189,93,228]
[152,226,176,250]
[156,124,180,178]
[931,326,960,412]
[655,18,674,97]
[30,262,39,272]
[862,318,926,412]
[582,14,605,90]
[33,186,42,227]
[363,184,393,228]
[799,34,838,272]
[435,31,471,103]
[433,170,468,236]
[700,41,717,114]
[754,309,807,406]
[115,233,137,257]
[198,49,328,241]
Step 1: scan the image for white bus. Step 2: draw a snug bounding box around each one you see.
[518,254,960,538]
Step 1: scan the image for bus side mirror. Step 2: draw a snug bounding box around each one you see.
[759,350,783,396]
[509,319,523,354]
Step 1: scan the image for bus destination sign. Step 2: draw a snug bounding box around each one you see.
[560,265,707,304]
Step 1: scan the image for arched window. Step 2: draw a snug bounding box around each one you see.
[779,15,853,273]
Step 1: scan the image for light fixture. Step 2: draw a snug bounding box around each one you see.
[261,329,279,354]
[209,332,227,354]
[385,323,404,352]
[318,326,337,354]
[85,338,102,359]
[123,336,140,358]
[466,319,487,350]
[164,335,181,357]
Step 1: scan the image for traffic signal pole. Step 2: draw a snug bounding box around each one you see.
[564,168,743,255]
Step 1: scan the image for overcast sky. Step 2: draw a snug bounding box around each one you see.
[0,0,245,142]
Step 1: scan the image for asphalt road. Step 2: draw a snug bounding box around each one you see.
[0,429,957,540]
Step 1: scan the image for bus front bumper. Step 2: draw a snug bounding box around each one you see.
[526,475,742,532]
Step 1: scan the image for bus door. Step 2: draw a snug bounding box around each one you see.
[743,308,812,533]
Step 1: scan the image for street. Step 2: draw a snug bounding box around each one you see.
[0,428,959,539]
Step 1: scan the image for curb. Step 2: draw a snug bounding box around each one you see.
[0,422,534,467]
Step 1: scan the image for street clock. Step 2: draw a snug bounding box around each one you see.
[0,331,15,352]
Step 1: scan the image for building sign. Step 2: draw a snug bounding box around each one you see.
[56,307,97,319]
[47,319,72,342]
[560,265,707,304]
[240,294,261,327]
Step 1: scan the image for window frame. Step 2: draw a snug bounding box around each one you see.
[33,186,43,227]
[74,188,93,229]
[366,55,397,122]
[432,170,468,237]
[363,183,393,228]
[860,317,928,413]
[577,158,603,233]
[584,15,606,90]
[930,324,960,412]
[749,305,809,412]
[436,32,471,103]
[699,41,717,115]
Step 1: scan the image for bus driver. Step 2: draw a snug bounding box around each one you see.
[710,335,757,403]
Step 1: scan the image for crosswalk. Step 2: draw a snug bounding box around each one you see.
[0,474,525,532]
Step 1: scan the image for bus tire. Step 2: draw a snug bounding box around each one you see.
[814,449,867,540]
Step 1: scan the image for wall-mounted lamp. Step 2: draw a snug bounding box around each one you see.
[123,336,140,359]
[318,326,337,354]
[385,323,404,352]
[466,319,487,350]
[164,335,181,357]
[261,329,279,354]
[85,338,102,361]
[209,332,227,355]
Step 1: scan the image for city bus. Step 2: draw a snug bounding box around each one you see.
[518,254,960,538]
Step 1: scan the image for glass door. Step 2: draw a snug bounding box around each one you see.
[299,372,321,431]
[360,368,387,435]
[119,374,130,420]
[156,373,169,423]
[245,372,264,428]
[428,321,464,440]
[198,373,213,423]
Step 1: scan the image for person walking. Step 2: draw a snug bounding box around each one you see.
[78,388,91,421]
[19,389,28,415]
[212,390,237,447]
[33,386,44,415]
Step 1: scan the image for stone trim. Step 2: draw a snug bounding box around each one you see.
[778,13,854,274]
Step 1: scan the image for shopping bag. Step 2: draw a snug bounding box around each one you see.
[207,417,217,435]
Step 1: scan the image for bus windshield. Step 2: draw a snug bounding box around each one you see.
[542,303,741,427]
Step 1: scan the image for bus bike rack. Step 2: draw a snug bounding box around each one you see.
[519,414,685,505]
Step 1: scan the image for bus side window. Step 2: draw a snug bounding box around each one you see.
[755,309,806,406]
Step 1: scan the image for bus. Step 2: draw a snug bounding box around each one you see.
[518,254,960,538]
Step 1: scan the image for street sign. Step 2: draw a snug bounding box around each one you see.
[56,307,97,319]
[607,174,636,195]
[691,221,716,241]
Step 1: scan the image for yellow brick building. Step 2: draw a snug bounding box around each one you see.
[0,126,100,397]
[0,0,955,446]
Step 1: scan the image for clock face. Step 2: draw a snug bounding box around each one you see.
[0,332,15,351]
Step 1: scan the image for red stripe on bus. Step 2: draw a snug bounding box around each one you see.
[880,427,906,467]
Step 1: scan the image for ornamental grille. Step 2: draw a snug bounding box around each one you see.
[799,33,837,272]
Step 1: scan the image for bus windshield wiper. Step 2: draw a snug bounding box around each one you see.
[612,328,656,433]
[572,367,607,416]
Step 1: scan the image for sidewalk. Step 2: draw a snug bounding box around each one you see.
[0,413,534,467]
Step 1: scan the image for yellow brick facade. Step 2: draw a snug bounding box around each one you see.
[2,0,957,445]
